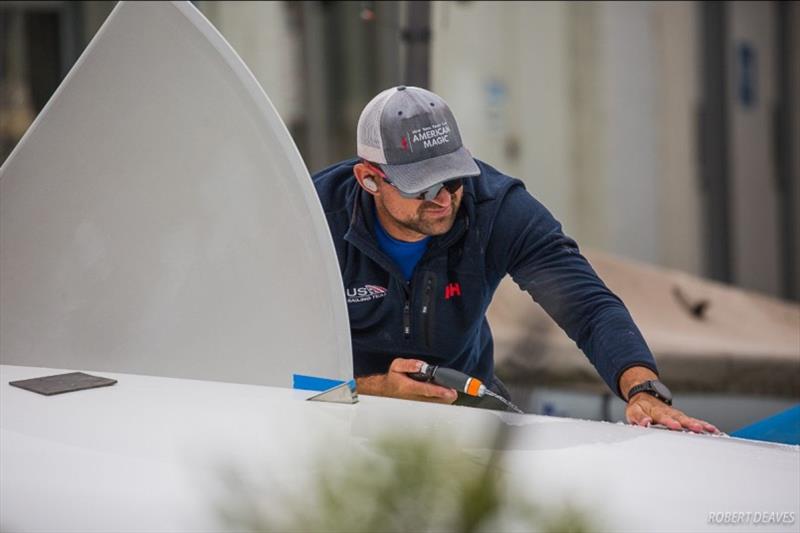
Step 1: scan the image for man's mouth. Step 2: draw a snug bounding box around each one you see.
[423,204,452,218]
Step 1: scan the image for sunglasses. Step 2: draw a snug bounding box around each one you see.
[363,162,464,201]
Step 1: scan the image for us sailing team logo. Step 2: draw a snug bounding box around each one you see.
[346,284,388,304]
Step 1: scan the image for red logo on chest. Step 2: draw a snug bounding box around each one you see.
[444,282,461,300]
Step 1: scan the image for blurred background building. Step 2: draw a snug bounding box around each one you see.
[1,1,798,430]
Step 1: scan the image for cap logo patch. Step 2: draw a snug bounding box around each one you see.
[400,136,410,151]
[409,121,451,151]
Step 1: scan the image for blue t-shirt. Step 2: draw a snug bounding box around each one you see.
[373,209,430,281]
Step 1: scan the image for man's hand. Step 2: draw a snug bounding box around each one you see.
[620,366,719,433]
[626,392,719,433]
[355,358,457,404]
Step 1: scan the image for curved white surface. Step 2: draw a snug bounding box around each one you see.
[0,2,351,386]
[1,365,798,532]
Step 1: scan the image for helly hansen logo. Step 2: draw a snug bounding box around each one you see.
[346,284,387,304]
[444,282,461,300]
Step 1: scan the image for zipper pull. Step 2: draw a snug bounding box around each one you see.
[421,276,433,314]
[403,299,411,338]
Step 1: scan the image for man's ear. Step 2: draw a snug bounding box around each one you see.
[353,162,380,196]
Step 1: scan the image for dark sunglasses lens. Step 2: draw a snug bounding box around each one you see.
[419,179,463,201]
[443,178,463,193]
[394,178,465,200]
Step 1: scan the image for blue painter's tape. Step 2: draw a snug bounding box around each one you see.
[293,374,349,392]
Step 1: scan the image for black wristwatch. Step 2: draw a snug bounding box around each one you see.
[627,380,673,406]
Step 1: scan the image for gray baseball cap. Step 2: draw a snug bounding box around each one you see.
[356,86,480,195]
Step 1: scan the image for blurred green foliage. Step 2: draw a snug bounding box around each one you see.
[214,432,592,533]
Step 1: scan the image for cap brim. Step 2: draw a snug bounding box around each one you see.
[379,147,480,195]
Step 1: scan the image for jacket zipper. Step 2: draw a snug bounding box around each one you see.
[403,298,411,339]
[421,275,434,347]
[342,191,468,343]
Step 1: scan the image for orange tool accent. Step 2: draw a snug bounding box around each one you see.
[466,377,483,397]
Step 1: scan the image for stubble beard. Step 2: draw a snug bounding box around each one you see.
[394,194,461,236]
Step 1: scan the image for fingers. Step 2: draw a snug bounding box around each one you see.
[674,414,705,433]
[404,378,457,403]
[656,413,683,431]
[676,415,720,434]
[388,358,425,374]
[660,410,722,433]
[415,379,458,403]
[413,388,458,404]
[627,394,720,434]
[625,402,652,427]
[626,400,680,431]
[385,358,457,404]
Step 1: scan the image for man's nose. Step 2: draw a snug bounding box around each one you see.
[430,186,452,207]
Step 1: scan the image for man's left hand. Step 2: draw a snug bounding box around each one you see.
[626,392,719,434]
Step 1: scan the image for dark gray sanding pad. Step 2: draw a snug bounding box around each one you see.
[9,372,117,396]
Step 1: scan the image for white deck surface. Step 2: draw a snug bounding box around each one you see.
[2,364,798,532]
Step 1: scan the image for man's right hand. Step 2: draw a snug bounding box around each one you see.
[355,358,458,404]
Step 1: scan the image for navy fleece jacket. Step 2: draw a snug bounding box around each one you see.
[312,158,658,397]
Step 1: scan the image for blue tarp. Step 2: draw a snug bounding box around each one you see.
[731,404,800,445]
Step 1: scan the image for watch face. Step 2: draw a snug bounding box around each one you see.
[652,380,672,400]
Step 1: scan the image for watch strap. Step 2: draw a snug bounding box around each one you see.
[627,380,672,406]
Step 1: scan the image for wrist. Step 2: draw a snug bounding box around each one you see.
[627,379,673,406]
[618,366,659,401]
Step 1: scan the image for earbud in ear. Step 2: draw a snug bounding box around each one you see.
[363,178,378,192]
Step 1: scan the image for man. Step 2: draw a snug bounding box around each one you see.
[312,86,717,433]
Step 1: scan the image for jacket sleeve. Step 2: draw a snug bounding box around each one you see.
[486,184,658,397]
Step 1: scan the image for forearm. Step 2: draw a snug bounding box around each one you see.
[355,374,387,396]
[493,186,659,398]
[508,238,658,395]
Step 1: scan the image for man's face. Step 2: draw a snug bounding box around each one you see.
[376,175,463,238]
